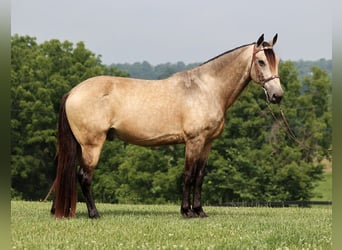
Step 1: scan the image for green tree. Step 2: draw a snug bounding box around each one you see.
[299,66,332,160]
[11,35,128,200]
[94,143,184,204]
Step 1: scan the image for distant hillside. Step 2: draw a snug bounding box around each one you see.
[292,59,331,78]
[112,59,332,80]
[113,61,198,80]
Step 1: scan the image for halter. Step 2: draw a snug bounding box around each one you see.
[252,46,280,87]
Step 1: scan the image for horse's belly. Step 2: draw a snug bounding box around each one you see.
[113,120,184,146]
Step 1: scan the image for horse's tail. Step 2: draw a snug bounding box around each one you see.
[54,93,80,218]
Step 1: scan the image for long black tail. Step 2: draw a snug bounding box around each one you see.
[54,93,80,218]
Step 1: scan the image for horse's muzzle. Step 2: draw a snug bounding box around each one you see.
[263,81,284,104]
[270,93,283,104]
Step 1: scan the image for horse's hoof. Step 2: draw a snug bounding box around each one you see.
[192,207,208,218]
[198,211,208,218]
[181,208,196,218]
[89,210,100,219]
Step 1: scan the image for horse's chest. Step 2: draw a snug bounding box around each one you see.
[183,110,225,140]
[206,117,225,139]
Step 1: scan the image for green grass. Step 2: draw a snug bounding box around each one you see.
[11,201,331,249]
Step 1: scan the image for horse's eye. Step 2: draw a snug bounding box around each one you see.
[258,60,266,67]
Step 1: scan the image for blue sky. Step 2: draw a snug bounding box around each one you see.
[11,0,331,64]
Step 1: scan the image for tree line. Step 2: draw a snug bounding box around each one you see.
[11,35,332,204]
[112,59,332,81]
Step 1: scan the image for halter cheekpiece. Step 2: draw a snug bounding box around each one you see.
[252,46,280,87]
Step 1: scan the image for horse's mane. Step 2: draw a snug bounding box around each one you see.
[200,43,254,66]
[200,41,276,70]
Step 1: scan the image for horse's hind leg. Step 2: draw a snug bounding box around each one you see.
[78,166,99,218]
[78,143,104,218]
[50,155,58,215]
[50,198,56,215]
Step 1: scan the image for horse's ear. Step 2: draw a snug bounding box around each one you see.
[256,34,264,47]
[269,33,278,46]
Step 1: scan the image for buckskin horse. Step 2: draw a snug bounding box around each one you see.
[51,34,283,218]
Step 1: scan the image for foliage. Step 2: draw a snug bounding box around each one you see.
[293,58,332,78]
[11,35,332,204]
[11,35,128,200]
[94,142,184,204]
[11,201,332,249]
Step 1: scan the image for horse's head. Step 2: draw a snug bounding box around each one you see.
[250,34,284,104]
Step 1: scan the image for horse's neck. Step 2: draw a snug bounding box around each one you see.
[194,45,253,110]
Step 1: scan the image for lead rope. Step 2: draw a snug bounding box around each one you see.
[42,179,55,202]
[264,96,332,154]
[266,101,304,147]
[279,106,301,144]
[262,87,308,149]
[263,88,277,122]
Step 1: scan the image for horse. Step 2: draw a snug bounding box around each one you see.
[51,34,284,218]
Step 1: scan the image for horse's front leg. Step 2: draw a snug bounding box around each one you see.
[181,156,196,218]
[192,160,208,217]
[192,143,212,218]
[181,138,205,218]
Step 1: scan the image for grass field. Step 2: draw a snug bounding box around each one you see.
[11,201,331,249]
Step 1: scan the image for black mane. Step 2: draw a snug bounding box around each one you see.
[200,43,254,66]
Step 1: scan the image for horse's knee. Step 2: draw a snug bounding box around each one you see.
[183,172,194,185]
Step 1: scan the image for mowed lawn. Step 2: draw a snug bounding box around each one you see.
[11,201,331,249]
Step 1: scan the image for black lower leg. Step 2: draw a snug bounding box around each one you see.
[192,160,208,218]
[50,155,58,215]
[181,172,195,218]
[78,167,99,218]
[182,140,207,218]
[50,198,56,215]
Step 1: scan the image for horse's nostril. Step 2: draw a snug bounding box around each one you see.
[272,94,283,103]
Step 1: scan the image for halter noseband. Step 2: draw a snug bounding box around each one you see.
[252,46,280,87]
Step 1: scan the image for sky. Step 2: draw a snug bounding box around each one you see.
[11,0,331,65]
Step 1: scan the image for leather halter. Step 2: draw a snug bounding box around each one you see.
[252,46,280,87]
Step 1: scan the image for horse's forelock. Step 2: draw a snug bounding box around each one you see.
[262,42,277,71]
